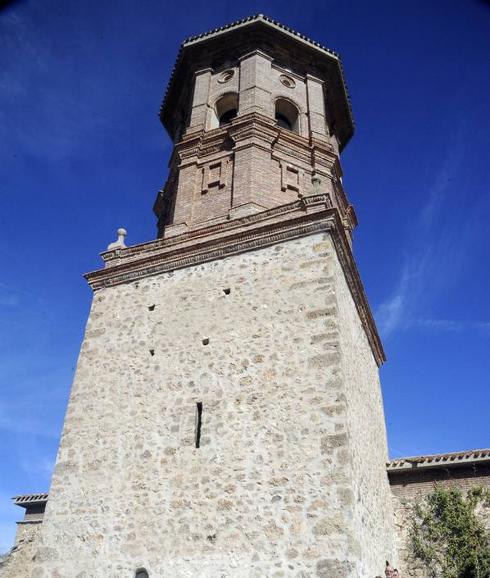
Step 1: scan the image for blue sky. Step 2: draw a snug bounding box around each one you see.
[0,0,489,550]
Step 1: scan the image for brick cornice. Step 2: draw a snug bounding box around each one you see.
[85,194,385,366]
[176,113,336,166]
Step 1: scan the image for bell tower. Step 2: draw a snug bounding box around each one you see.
[154,14,356,240]
[25,15,395,578]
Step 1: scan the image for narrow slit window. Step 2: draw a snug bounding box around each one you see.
[202,338,209,346]
[148,304,155,311]
[195,402,203,448]
[149,349,155,356]
[223,288,231,295]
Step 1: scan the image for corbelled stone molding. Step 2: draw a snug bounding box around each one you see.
[85,194,385,366]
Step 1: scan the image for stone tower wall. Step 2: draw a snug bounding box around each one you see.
[28,232,394,578]
[332,250,395,574]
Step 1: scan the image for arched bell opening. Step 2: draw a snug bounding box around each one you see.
[210,93,239,129]
[274,98,300,133]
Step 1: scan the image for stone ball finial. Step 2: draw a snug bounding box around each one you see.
[107,227,127,251]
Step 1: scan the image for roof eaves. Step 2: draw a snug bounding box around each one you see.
[182,14,340,60]
[387,449,490,472]
[12,493,49,507]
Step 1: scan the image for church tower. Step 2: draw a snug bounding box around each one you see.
[27,15,395,577]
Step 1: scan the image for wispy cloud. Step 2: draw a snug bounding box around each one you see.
[0,284,19,308]
[0,6,129,162]
[376,126,489,338]
[414,318,490,335]
[0,366,68,439]
[19,453,55,479]
[376,239,448,337]
[0,408,60,439]
[376,264,411,336]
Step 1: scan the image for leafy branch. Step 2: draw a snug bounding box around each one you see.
[409,486,490,578]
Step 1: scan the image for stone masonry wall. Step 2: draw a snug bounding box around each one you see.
[332,249,396,575]
[23,232,393,578]
[0,523,42,578]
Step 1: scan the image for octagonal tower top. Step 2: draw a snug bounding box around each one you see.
[160,14,354,150]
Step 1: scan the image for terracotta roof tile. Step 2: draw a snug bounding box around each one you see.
[387,449,490,472]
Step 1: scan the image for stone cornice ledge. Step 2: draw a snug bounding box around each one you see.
[85,194,385,365]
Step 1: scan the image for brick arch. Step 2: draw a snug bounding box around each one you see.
[208,91,239,130]
[273,96,302,134]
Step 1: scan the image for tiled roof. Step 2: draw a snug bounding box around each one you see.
[13,493,48,507]
[181,14,340,57]
[387,449,490,472]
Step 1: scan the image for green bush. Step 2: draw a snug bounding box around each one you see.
[409,486,490,578]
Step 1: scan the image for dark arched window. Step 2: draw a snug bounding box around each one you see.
[275,99,299,133]
[135,570,149,578]
[219,108,237,125]
[275,113,292,130]
[215,93,238,127]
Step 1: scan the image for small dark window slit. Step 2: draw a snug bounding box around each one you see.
[202,338,209,346]
[148,304,155,311]
[223,288,231,295]
[149,349,155,356]
[195,402,203,448]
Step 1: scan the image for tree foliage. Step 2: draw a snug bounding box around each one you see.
[409,486,490,578]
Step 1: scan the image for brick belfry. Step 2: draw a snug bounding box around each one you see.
[19,15,396,578]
